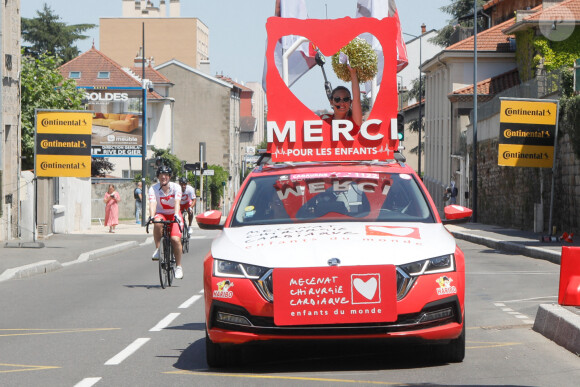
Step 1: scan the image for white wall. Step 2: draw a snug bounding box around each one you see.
[56,178,91,233]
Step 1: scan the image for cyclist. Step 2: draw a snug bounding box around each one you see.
[178,176,197,235]
[148,165,184,279]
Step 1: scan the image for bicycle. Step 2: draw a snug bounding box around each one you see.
[146,217,182,289]
[181,209,190,254]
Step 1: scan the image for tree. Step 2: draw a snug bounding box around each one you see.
[207,165,229,210]
[91,158,114,177]
[20,52,86,170]
[151,147,185,180]
[431,0,487,47]
[21,3,96,62]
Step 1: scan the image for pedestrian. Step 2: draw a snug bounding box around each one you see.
[104,184,120,233]
[134,181,143,224]
[449,180,458,205]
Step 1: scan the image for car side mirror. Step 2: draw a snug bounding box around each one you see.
[442,205,473,225]
[196,210,224,230]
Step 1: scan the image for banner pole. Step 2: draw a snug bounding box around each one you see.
[548,101,560,236]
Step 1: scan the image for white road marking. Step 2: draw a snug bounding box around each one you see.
[502,308,514,312]
[494,303,505,307]
[149,313,180,332]
[496,296,557,303]
[74,377,102,387]
[105,338,150,365]
[179,295,202,309]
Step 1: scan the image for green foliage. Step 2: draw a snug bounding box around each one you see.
[532,29,580,72]
[20,52,86,170]
[91,158,114,177]
[515,29,536,81]
[207,165,229,210]
[431,0,487,47]
[559,95,580,159]
[408,76,425,103]
[21,3,96,62]
[151,147,184,181]
[133,174,152,187]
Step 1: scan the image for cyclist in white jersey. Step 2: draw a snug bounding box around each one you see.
[178,176,196,235]
[148,165,184,279]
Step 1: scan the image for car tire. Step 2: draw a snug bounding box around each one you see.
[205,330,237,368]
[441,324,465,363]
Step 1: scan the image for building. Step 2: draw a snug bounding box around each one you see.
[0,0,21,241]
[155,59,242,209]
[100,0,209,70]
[58,46,174,179]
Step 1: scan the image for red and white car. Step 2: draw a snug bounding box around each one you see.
[197,159,472,367]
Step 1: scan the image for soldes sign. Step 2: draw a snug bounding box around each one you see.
[265,17,398,162]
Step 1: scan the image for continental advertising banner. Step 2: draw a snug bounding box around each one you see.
[83,87,143,157]
[498,99,558,168]
[35,110,92,177]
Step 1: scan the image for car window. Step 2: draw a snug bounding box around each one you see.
[230,171,434,226]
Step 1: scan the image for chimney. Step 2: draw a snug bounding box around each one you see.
[421,23,426,34]
[199,60,211,75]
[169,0,180,17]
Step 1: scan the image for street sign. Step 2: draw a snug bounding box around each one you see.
[195,169,215,176]
[498,98,558,168]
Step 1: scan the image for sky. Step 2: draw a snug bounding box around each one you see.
[21,0,450,110]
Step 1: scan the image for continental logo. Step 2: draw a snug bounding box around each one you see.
[503,108,551,117]
[498,144,554,168]
[501,150,549,161]
[500,100,557,125]
[502,129,551,139]
[40,139,88,149]
[40,161,87,170]
[40,118,88,127]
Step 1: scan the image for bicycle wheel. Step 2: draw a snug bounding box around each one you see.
[166,239,174,287]
[158,239,167,289]
[182,230,189,254]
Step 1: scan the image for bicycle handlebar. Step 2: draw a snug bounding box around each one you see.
[145,217,183,234]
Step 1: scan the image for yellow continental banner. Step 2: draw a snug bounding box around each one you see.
[500,100,557,125]
[498,144,554,168]
[36,154,91,177]
[36,111,92,134]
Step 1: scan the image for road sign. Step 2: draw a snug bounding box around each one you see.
[195,169,215,176]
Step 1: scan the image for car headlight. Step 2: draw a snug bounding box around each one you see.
[214,259,270,279]
[399,254,455,277]
[213,259,274,302]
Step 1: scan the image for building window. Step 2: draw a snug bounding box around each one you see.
[5,54,12,71]
[97,71,110,79]
[69,71,81,79]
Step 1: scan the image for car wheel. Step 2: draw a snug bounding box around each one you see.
[205,330,237,368]
[441,324,465,363]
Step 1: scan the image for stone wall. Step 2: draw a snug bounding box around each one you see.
[476,132,580,233]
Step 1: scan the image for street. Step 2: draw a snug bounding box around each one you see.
[1,234,579,386]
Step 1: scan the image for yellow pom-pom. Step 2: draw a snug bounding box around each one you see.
[331,37,378,83]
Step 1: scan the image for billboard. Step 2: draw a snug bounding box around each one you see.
[84,87,143,157]
[35,110,92,177]
[498,98,559,168]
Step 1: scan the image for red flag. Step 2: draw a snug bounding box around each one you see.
[262,0,317,90]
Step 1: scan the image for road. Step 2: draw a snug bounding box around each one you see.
[1,234,579,386]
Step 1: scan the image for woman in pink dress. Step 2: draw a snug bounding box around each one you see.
[104,184,120,233]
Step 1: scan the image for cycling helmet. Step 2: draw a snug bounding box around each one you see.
[178,177,188,185]
[156,165,172,177]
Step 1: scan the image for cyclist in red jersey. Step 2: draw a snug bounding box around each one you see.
[178,176,197,235]
[148,165,185,279]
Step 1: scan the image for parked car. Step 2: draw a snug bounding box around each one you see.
[197,157,472,367]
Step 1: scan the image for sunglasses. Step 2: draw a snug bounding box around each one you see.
[332,96,351,103]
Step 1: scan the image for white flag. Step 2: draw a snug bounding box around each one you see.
[262,0,317,90]
[356,0,408,95]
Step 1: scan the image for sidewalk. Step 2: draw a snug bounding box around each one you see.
[0,221,152,282]
[1,220,579,355]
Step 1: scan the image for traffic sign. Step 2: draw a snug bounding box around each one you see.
[195,169,215,176]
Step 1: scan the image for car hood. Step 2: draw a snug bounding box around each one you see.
[211,222,456,268]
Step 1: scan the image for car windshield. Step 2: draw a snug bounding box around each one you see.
[231,171,434,226]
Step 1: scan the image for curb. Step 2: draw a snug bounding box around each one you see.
[533,304,580,356]
[450,231,561,264]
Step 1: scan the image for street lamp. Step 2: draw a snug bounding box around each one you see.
[403,28,423,178]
